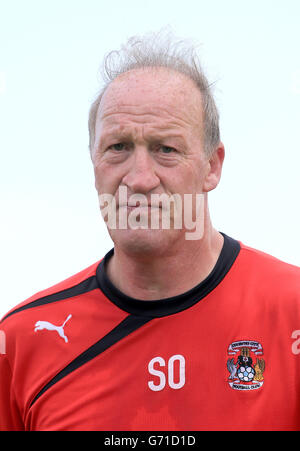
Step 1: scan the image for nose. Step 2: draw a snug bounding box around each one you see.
[122,146,160,194]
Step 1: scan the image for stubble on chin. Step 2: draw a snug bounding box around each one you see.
[108,226,182,257]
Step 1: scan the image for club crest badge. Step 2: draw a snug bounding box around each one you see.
[227,340,265,391]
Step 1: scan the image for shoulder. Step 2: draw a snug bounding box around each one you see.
[0,260,101,327]
[237,241,300,294]
[239,241,299,273]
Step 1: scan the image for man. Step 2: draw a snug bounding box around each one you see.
[1,32,300,431]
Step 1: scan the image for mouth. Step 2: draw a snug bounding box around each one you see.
[118,204,162,211]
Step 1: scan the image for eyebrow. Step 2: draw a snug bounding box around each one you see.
[99,125,188,143]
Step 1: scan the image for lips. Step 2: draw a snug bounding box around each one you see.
[118,205,161,215]
[118,201,161,209]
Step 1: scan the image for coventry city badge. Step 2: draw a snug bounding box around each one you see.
[227,340,265,391]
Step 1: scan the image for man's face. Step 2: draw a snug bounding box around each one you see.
[91,67,222,255]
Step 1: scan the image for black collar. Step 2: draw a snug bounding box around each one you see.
[96,232,240,318]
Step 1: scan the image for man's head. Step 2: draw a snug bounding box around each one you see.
[89,31,225,255]
[88,31,220,158]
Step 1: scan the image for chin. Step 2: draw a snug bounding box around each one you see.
[108,228,179,257]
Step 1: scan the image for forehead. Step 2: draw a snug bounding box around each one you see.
[96,68,204,131]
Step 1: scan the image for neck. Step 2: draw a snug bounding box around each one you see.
[105,222,224,301]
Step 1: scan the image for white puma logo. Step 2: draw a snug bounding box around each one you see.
[34,314,72,343]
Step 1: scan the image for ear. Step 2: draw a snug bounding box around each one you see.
[203,142,225,193]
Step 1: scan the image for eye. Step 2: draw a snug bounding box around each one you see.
[108,143,126,151]
[159,145,177,154]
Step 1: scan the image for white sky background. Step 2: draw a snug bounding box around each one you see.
[0,0,299,318]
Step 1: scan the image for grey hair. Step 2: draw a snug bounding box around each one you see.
[88,30,220,156]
